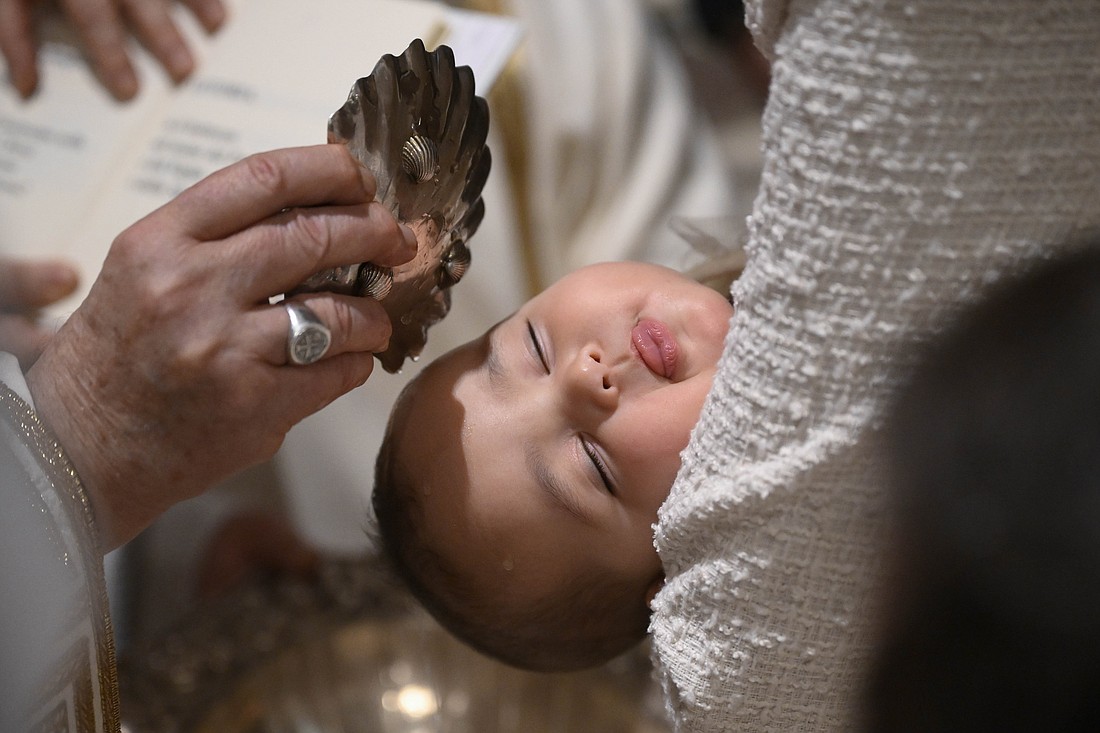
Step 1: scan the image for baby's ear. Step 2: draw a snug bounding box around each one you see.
[645,575,666,609]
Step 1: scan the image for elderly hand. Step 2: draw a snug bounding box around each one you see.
[0,257,79,368]
[0,0,226,100]
[25,144,416,550]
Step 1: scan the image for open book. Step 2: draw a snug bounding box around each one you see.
[0,0,520,317]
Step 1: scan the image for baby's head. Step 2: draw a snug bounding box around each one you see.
[373,261,733,671]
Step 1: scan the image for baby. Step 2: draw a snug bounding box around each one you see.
[372,261,734,671]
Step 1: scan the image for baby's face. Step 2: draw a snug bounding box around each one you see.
[395,262,734,609]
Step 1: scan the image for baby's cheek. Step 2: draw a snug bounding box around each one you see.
[619,416,691,477]
[612,386,706,494]
[656,383,709,438]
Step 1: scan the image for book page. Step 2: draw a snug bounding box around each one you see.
[0,13,181,264]
[439,6,524,92]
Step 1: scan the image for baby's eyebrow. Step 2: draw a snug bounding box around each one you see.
[525,445,596,526]
[485,325,505,393]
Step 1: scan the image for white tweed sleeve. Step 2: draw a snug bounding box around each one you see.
[650,1,1100,730]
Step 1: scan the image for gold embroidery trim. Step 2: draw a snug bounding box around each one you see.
[0,382,120,733]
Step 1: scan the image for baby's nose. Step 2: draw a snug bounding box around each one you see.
[562,347,618,414]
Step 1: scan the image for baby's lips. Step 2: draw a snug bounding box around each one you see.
[632,319,679,379]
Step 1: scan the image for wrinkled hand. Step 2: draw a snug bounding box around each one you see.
[0,257,78,368]
[26,144,416,550]
[0,0,226,101]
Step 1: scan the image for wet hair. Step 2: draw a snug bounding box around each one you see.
[371,380,651,673]
[864,238,1100,730]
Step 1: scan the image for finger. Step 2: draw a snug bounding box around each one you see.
[0,315,53,368]
[226,201,416,302]
[228,351,378,439]
[278,350,377,421]
[61,0,139,100]
[254,294,393,367]
[164,145,381,242]
[121,0,194,83]
[0,259,79,310]
[0,0,39,98]
[180,0,226,33]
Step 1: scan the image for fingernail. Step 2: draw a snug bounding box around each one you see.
[203,1,228,30]
[114,68,139,100]
[11,70,37,99]
[399,222,417,250]
[168,48,195,81]
[42,265,78,302]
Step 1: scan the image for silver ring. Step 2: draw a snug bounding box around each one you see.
[284,301,331,365]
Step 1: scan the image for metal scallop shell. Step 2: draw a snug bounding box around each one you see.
[290,39,491,373]
[438,240,471,288]
[401,135,438,183]
[357,264,394,300]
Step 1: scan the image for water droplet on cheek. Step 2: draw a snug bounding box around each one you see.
[502,558,514,571]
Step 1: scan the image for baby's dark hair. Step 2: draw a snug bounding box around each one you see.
[371,379,651,673]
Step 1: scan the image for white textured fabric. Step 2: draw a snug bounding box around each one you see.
[651,1,1100,730]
